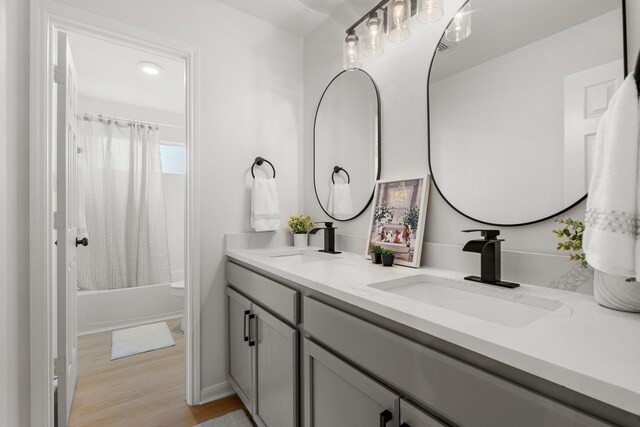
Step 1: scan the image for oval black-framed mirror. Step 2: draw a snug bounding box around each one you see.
[314,69,381,221]
[427,0,628,226]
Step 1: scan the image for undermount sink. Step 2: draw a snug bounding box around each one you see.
[370,274,564,328]
[261,249,338,263]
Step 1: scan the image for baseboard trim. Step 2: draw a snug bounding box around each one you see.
[77,313,183,336]
[200,381,235,405]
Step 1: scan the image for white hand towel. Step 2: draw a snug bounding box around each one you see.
[251,177,280,232]
[328,183,353,217]
[583,74,639,278]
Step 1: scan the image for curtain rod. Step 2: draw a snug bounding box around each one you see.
[80,112,185,129]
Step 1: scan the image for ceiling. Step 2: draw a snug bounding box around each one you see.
[67,32,185,113]
[431,0,623,81]
[213,0,352,36]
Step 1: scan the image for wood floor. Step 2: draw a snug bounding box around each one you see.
[68,318,250,427]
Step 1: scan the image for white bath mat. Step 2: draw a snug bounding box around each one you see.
[111,322,175,360]
[193,410,252,427]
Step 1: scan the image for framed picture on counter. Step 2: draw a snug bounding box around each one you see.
[365,175,430,268]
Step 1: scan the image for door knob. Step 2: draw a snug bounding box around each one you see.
[76,237,89,247]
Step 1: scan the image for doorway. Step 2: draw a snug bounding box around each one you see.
[59,30,186,425]
[30,3,201,426]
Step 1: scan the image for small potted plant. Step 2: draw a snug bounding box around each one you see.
[370,245,383,264]
[381,249,395,267]
[288,215,313,248]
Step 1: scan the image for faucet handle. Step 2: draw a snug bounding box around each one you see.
[462,229,501,240]
[315,221,334,228]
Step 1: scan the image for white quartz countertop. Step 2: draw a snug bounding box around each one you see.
[226,247,640,417]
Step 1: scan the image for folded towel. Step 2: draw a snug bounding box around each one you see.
[583,74,639,278]
[251,177,280,232]
[328,183,353,217]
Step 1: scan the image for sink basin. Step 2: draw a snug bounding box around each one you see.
[261,249,338,263]
[370,274,564,328]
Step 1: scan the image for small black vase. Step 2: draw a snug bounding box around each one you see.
[371,253,382,264]
[381,253,395,267]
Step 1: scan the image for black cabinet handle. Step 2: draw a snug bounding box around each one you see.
[380,410,392,427]
[243,310,250,342]
[248,313,256,347]
[76,237,89,247]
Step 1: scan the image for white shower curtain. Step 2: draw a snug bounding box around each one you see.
[77,115,172,290]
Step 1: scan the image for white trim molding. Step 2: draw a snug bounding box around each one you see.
[200,381,235,405]
[29,2,201,425]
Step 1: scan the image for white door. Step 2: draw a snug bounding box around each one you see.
[563,59,624,203]
[55,31,80,426]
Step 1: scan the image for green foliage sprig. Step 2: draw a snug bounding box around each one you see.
[401,207,420,232]
[373,203,394,225]
[288,215,313,234]
[553,218,587,268]
[382,249,395,256]
[370,245,383,254]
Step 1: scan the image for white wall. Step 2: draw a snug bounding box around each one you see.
[1,0,31,425]
[303,1,640,263]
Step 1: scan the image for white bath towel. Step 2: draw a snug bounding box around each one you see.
[328,183,353,217]
[251,177,280,232]
[583,74,639,278]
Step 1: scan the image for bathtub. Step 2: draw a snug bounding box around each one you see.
[77,281,184,335]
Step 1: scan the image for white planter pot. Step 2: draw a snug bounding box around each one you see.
[593,270,640,312]
[293,233,308,248]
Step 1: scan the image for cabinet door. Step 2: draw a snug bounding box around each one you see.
[226,287,254,411]
[304,338,399,427]
[400,399,448,427]
[253,305,298,427]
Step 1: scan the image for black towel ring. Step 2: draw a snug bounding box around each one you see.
[331,166,351,184]
[251,156,276,179]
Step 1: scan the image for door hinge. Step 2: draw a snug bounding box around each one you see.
[53,64,65,85]
[53,211,65,230]
[54,356,66,377]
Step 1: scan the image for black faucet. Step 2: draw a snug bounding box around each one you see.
[462,229,519,289]
[309,222,341,254]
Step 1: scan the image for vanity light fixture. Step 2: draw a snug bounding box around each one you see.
[445,3,472,42]
[138,61,163,76]
[343,0,455,64]
[343,30,362,70]
[417,0,444,24]
[364,12,384,58]
[387,0,411,42]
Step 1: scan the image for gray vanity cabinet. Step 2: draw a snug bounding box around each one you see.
[227,288,254,411]
[253,304,298,427]
[400,399,448,427]
[304,338,400,427]
[225,272,298,427]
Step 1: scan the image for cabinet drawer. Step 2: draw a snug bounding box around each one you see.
[303,297,608,427]
[401,399,448,427]
[227,261,298,325]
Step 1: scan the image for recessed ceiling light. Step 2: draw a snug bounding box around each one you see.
[138,61,163,76]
